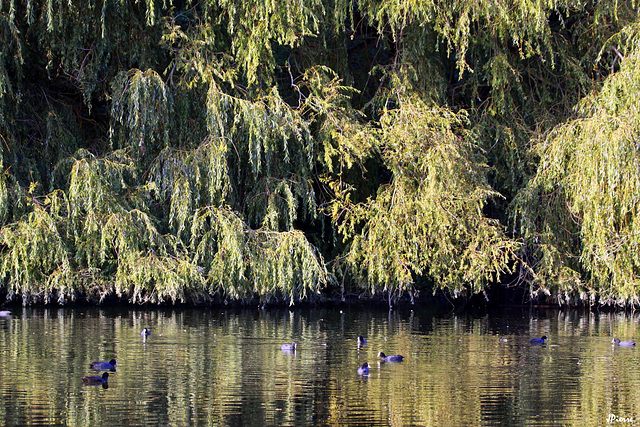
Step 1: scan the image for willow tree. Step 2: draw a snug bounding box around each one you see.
[0,0,639,306]
[0,0,330,305]
[515,24,640,305]
[320,84,518,301]
[308,0,632,302]
[352,1,638,208]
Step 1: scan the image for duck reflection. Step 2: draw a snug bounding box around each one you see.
[82,372,109,389]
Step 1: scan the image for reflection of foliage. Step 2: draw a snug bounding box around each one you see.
[1,310,640,424]
[0,1,639,305]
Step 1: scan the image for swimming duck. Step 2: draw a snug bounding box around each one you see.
[529,336,548,345]
[357,336,367,345]
[612,338,636,347]
[357,362,369,375]
[377,351,404,362]
[89,359,118,371]
[281,342,297,351]
[82,372,109,386]
[141,328,150,337]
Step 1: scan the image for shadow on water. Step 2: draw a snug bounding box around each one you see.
[0,306,638,425]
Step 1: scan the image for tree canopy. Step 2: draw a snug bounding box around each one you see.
[0,0,639,306]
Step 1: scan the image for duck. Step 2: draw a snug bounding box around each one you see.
[357,362,369,375]
[82,372,109,386]
[281,342,297,351]
[529,336,548,345]
[612,338,636,347]
[357,336,367,345]
[0,310,11,316]
[89,359,118,371]
[377,351,404,362]
[141,328,151,337]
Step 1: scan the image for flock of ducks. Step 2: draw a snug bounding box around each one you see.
[82,328,151,388]
[0,309,635,385]
[356,335,406,376]
[284,334,637,377]
[84,332,407,384]
[502,334,639,348]
[527,335,636,347]
[50,320,640,387]
[281,335,405,376]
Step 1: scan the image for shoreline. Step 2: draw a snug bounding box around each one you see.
[0,286,631,312]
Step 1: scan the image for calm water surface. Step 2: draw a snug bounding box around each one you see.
[0,306,639,426]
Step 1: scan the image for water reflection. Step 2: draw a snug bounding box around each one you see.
[0,307,638,425]
[82,372,109,388]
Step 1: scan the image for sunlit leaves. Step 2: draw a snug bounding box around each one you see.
[100,209,208,304]
[0,200,71,303]
[148,138,229,238]
[66,150,135,215]
[358,0,561,75]
[115,252,205,304]
[109,69,170,159]
[206,83,313,178]
[335,96,518,297]
[1,0,639,307]
[302,66,376,173]
[212,0,324,86]
[191,206,327,305]
[518,35,640,304]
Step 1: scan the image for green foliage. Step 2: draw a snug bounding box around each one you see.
[302,66,377,173]
[206,83,313,178]
[0,12,21,128]
[358,0,562,74]
[332,96,518,298]
[110,69,170,159]
[147,140,229,236]
[0,195,72,303]
[211,0,324,86]
[516,28,640,305]
[191,206,327,304]
[203,82,319,231]
[103,208,205,304]
[0,0,639,306]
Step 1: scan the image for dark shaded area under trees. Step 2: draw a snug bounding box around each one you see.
[1,1,640,308]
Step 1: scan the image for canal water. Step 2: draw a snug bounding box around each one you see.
[0,306,638,426]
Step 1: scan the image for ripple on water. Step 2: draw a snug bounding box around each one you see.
[0,308,640,426]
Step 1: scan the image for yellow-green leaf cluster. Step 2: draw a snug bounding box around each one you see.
[335,95,518,298]
[518,29,640,305]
